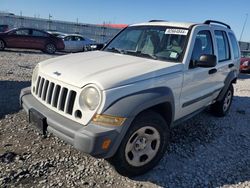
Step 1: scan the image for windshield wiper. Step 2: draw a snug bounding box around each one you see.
[126,50,158,60]
[138,52,158,60]
[106,48,157,60]
[106,47,125,54]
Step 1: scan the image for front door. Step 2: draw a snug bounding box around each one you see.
[6,28,31,48]
[178,28,222,119]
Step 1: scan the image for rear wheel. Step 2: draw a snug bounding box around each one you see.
[0,39,5,50]
[211,84,234,117]
[108,111,170,177]
[45,43,56,54]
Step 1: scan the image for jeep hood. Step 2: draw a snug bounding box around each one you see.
[39,51,182,89]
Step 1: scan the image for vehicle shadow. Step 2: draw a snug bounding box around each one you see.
[3,49,66,55]
[0,80,30,119]
[132,96,250,187]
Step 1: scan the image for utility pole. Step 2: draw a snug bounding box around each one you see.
[240,13,248,42]
[76,18,79,33]
[48,14,52,31]
[20,11,23,27]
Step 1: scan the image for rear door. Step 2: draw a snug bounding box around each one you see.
[210,29,239,99]
[178,27,221,119]
[63,36,74,52]
[75,36,84,51]
[30,29,49,49]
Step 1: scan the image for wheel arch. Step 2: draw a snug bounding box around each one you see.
[217,70,237,101]
[103,87,175,158]
[44,42,57,54]
[0,38,6,47]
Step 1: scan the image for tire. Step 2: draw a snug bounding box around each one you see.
[0,39,5,51]
[108,110,170,177]
[45,43,56,54]
[211,84,234,117]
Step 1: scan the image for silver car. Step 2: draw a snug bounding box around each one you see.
[60,34,96,52]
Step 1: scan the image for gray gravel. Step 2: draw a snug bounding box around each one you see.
[0,49,250,188]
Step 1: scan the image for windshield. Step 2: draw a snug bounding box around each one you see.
[104,26,189,62]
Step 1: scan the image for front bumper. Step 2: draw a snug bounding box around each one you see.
[20,87,121,158]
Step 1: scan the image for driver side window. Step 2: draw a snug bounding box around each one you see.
[190,30,213,68]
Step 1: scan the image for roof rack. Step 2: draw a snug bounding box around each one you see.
[204,20,231,29]
[148,20,167,22]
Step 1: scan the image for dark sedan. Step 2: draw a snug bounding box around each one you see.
[0,28,65,54]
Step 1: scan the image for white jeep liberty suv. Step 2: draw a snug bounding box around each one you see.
[20,20,240,176]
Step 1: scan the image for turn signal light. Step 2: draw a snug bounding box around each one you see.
[92,114,126,126]
[102,139,111,150]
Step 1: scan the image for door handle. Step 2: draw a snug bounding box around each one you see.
[228,63,234,68]
[208,68,217,74]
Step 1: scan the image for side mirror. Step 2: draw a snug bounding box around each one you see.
[196,54,217,68]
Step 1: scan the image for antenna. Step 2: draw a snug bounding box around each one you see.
[240,13,248,41]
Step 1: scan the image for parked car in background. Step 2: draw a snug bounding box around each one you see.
[0,25,9,32]
[59,34,96,52]
[0,28,65,54]
[240,51,250,72]
[47,31,66,37]
[89,43,105,51]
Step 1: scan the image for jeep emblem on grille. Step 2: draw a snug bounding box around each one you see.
[53,71,61,76]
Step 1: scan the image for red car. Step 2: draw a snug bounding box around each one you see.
[0,28,64,54]
[240,51,250,72]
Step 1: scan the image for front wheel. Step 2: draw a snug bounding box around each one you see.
[45,43,56,54]
[0,39,5,51]
[108,111,170,177]
[211,84,234,117]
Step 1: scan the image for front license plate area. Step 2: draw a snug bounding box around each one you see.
[29,108,47,135]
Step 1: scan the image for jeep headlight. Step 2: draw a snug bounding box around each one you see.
[32,64,39,84]
[79,86,101,111]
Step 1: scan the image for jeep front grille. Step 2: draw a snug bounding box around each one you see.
[35,76,76,115]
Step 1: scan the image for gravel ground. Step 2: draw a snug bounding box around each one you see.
[0,49,249,188]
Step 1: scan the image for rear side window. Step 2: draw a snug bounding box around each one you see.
[215,31,230,62]
[75,36,84,41]
[64,36,73,41]
[32,30,48,37]
[228,33,240,59]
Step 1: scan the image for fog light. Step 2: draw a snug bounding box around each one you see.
[92,114,126,126]
[102,139,111,150]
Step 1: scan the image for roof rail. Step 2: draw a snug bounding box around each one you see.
[204,20,231,29]
[148,20,167,22]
